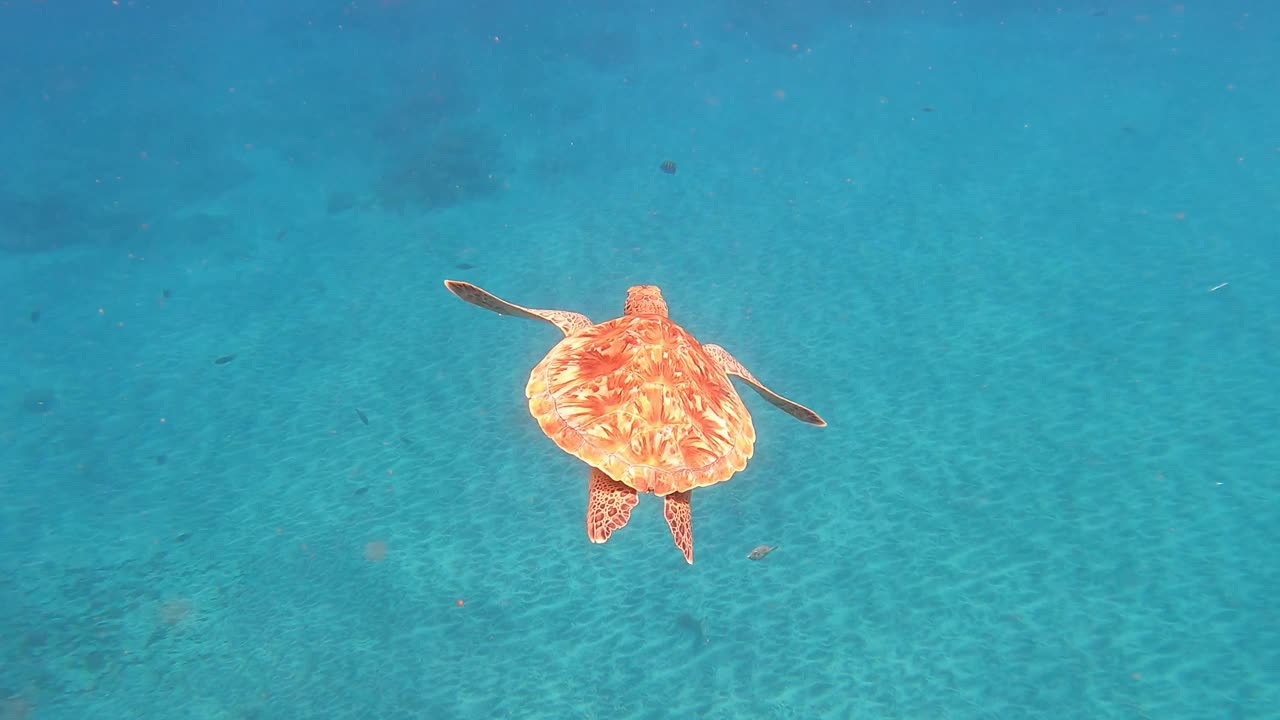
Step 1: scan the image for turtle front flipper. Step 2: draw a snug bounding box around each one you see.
[663,490,694,564]
[586,467,639,545]
[701,344,827,427]
[444,280,591,335]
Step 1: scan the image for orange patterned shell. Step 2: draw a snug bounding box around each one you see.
[526,314,755,496]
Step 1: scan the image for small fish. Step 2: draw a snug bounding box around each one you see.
[30,309,40,323]
[144,627,168,648]
[156,454,167,466]
[1209,282,1228,293]
[747,544,778,560]
[275,229,290,242]
[353,486,369,496]
[400,435,415,446]
[674,612,709,649]
[660,159,677,175]
[355,408,369,425]
[455,262,477,270]
[921,106,935,112]
[162,289,172,299]
[214,354,236,365]
[175,532,190,543]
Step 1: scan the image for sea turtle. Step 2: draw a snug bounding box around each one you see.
[443,280,825,564]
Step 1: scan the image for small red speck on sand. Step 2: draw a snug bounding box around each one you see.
[364,540,388,563]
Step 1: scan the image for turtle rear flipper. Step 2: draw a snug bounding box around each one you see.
[586,467,639,545]
[663,490,694,565]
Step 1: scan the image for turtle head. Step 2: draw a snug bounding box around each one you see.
[624,285,667,317]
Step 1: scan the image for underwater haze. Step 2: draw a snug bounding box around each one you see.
[1,1,1277,718]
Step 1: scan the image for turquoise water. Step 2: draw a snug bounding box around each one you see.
[2,2,1277,718]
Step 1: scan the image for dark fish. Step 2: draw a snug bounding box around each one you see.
[921,106,935,112]
[354,486,369,496]
[401,435,414,446]
[30,309,40,323]
[660,160,677,175]
[355,408,369,425]
[455,262,476,270]
[275,229,290,242]
[175,532,190,543]
[214,354,236,365]
[674,612,708,650]
[162,289,172,299]
[1091,9,1107,16]
[145,627,168,648]
[156,454,167,466]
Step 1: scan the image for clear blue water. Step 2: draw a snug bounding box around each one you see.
[1,2,1277,718]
